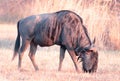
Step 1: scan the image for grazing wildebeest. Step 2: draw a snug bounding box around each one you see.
[12,10,98,73]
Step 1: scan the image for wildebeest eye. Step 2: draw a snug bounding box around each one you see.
[75,47,85,53]
[81,50,86,53]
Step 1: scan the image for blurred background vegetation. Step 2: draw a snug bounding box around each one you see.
[0,0,120,50]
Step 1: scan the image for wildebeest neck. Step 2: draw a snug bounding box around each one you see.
[55,10,92,50]
[78,25,92,49]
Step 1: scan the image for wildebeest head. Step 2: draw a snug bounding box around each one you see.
[75,38,98,73]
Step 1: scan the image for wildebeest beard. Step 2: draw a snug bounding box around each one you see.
[82,50,98,73]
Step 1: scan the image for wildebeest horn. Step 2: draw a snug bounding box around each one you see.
[92,37,96,44]
[90,37,97,52]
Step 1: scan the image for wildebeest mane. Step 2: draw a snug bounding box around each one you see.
[56,10,83,24]
[82,25,92,46]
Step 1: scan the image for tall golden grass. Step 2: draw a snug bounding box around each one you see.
[0,0,120,50]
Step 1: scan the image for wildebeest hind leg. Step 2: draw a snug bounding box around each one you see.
[18,39,30,69]
[58,46,66,71]
[29,41,39,71]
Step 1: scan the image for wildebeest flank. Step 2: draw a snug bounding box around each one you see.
[12,10,98,73]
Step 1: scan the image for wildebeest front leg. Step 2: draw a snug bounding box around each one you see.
[67,50,80,72]
[29,41,39,71]
[18,39,30,69]
[58,46,66,71]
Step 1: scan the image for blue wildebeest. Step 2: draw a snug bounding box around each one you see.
[12,10,98,73]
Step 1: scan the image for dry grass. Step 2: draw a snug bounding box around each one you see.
[0,24,120,81]
[0,48,120,81]
[0,24,16,49]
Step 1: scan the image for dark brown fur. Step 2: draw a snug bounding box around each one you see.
[12,10,98,73]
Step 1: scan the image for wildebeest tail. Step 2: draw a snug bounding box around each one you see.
[12,20,20,60]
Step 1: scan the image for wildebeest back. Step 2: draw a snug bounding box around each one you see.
[19,11,86,49]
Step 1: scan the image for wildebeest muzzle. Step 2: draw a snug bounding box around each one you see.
[75,45,98,73]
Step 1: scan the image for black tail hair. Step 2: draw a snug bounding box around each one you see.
[12,20,20,60]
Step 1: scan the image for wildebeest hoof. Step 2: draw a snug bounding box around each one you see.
[35,67,39,71]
